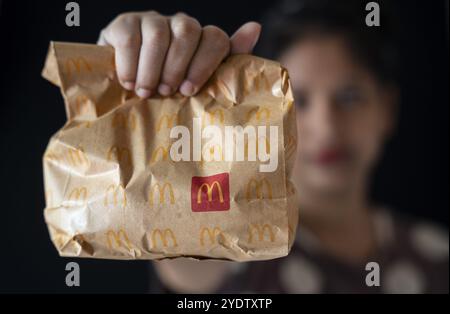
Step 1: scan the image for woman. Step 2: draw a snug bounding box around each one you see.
[98,0,448,293]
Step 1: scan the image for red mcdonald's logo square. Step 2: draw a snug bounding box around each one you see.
[191,173,230,212]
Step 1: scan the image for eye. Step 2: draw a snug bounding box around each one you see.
[294,91,308,110]
[334,87,364,109]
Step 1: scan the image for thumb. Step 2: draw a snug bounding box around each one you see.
[230,21,262,54]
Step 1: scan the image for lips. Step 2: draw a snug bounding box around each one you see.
[313,148,348,165]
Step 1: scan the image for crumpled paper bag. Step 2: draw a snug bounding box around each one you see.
[41,41,298,261]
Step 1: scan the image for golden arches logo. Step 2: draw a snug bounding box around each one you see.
[285,100,294,113]
[248,223,275,243]
[106,229,133,251]
[199,227,227,246]
[150,228,178,248]
[246,178,273,201]
[65,57,92,77]
[107,146,131,164]
[148,182,175,206]
[104,184,127,208]
[191,173,230,212]
[253,75,271,91]
[246,107,271,124]
[156,113,179,132]
[73,233,94,255]
[73,95,95,115]
[75,121,91,128]
[66,187,88,206]
[73,95,93,116]
[197,181,224,204]
[44,150,61,162]
[112,112,136,131]
[67,147,89,166]
[150,145,169,164]
[202,109,224,127]
[201,144,224,162]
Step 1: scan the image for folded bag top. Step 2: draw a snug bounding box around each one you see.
[42,42,298,261]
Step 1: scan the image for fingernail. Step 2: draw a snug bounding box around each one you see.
[122,81,135,91]
[158,83,172,96]
[136,88,152,98]
[180,80,195,96]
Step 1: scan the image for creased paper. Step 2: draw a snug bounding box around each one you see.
[42,42,298,261]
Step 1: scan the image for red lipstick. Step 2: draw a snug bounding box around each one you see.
[314,149,347,165]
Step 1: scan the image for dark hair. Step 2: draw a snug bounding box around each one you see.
[256,0,400,86]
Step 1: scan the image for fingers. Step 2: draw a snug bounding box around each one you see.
[135,14,171,98]
[99,11,259,98]
[101,14,142,91]
[158,13,202,96]
[230,21,261,54]
[181,25,230,96]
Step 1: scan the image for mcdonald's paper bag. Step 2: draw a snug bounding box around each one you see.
[42,42,299,261]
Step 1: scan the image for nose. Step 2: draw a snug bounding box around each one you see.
[301,95,339,145]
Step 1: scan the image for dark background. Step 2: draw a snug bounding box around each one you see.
[0,0,448,293]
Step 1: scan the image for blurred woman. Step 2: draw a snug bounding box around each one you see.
[98,0,448,293]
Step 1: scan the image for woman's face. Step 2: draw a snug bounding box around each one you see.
[281,35,396,195]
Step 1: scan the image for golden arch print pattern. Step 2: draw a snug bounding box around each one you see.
[156,113,179,132]
[44,146,90,168]
[54,103,297,173]
[103,223,276,254]
[200,227,227,246]
[150,228,178,249]
[150,145,170,164]
[148,182,175,207]
[106,229,133,252]
[64,187,88,207]
[246,107,271,125]
[60,185,129,209]
[43,45,297,261]
[65,57,92,77]
[246,178,273,201]
[112,112,136,131]
[107,145,132,165]
[71,95,94,117]
[104,184,127,208]
[248,223,276,243]
[64,55,115,78]
[202,109,224,127]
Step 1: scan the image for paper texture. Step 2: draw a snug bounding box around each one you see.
[41,41,299,261]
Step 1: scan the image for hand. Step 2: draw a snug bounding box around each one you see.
[98,11,261,98]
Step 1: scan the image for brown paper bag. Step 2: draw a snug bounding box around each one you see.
[41,42,298,261]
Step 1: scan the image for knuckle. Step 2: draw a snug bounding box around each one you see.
[114,31,141,49]
[172,17,201,38]
[202,25,230,52]
[99,28,107,40]
[142,22,169,45]
[115,12,139,26]
[203,25,228,40]
[172,11,189,19]
[144,10,159,16]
